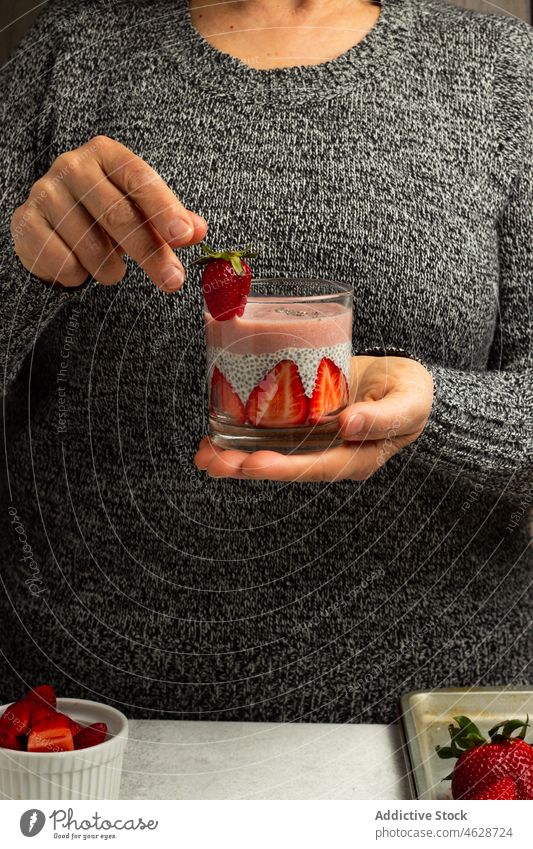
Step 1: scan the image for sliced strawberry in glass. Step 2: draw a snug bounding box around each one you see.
[210,367,245,424]
[308,358,349,424]
[246,359,308,428]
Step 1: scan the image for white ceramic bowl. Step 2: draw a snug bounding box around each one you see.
[0,698,128,800]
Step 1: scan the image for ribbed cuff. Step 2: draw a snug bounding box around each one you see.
[354,346,425,366]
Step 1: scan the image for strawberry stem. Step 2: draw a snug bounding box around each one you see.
[436,714,531,781]
[192,243,258,276]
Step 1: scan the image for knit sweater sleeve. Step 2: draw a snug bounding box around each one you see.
[0,4,79,398]
[411,20,533,504]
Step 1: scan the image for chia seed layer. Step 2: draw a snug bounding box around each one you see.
[207,342,351,403]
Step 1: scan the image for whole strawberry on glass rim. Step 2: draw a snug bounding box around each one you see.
[195,243,257,321]
[436,715,533,799]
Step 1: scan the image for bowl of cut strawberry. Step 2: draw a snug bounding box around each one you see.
[0,684,128,800]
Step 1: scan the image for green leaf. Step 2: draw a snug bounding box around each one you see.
[503,719,528,737]
[435,745,454,759]
[192,243,257,274]
[444,716,485,757]
[453,716,485,742]
[488,717,530,741]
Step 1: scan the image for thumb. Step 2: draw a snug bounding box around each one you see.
[338,392,423,442]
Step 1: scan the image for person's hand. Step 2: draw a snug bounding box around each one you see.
[10,135,207,292]
[194,356,434,482]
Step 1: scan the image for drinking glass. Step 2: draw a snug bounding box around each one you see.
[205,278,353,453]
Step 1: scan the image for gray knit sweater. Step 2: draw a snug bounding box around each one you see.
[0,0,531,724]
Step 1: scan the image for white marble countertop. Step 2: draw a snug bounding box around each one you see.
[120,721,412,800]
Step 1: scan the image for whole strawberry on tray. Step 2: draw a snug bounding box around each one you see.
[0,684,108,753]
[436,715,533,799]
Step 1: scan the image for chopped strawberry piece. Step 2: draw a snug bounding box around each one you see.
[67,717,83,737]
[74,722,108,750]
[1,698,31,736]
[210,367,245,424]
[26,684,57,708]
[28,728,74,753]
[30,713,70,732]
[246,359,308,428]
[0,722,21,751]
[25,683,57,725]
[29,701,56,726]
[27,713,74,753]
[308,358,349,425]
[26,684,57,710]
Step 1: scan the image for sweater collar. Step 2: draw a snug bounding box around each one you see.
[156,0,413,101]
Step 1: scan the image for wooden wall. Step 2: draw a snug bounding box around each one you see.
[0,0,531,65]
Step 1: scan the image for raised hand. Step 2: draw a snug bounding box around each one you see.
[10,135,207,292]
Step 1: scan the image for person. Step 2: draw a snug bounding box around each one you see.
[0,0,531,723]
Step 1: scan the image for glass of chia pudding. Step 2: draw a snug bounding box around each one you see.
[205,279,353,453]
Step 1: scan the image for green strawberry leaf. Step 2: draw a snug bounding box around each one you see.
[453,716,485,742]
[435,745,454,759]
[489,717,530,741]
[192,243,257,273]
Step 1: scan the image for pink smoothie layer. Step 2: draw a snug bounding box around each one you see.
[205,300,351,354]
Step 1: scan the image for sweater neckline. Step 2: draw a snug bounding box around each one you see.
[159,0,412,100]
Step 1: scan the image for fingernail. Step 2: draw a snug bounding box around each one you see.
[344,413,364,436]
[160,266,184,291]
[169,218,194,241]
[191,212,208,230]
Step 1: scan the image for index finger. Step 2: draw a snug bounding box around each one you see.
[90,136,207,247]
